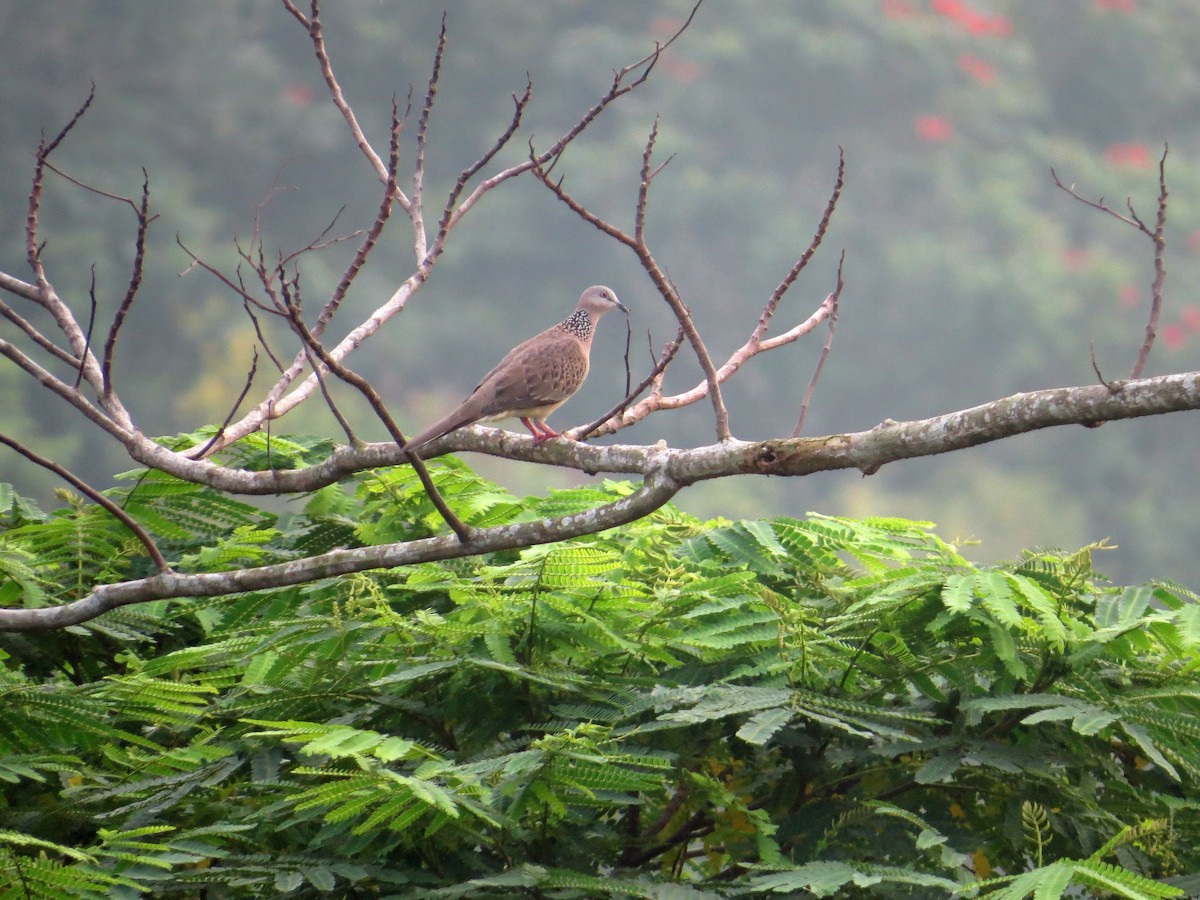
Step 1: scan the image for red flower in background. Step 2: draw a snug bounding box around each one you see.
[281,83,314,108]
[662,56,703,84]
[1095,0,1136,11]
[1105,143,1151,169]
[881,0,917,18]
[1181,306,1200,331]
[931,0,967,17]
[1162,323,1186,350]
[916,115,954,142]
[931,0,1011,37]
[958,53,997,82]
[1061,247,1089,272]
[1118,283,1140,308]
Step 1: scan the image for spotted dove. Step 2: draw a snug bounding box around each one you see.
[406,285,628,452]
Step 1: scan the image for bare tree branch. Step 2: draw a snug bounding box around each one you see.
[277,270,359,447]
[572,327,684,443]
[186,98,406,459]
[76,265,97,389]
[1137,146,1170,380]
[1052,147,1168,379]
[193,349,261,460]
[0,469,682,631]
[27,84,96,288]
[0,299,77,370]
[793,252,844,437]
[6,368,1200,632]
[531,140,845,440]
[530,123,731,441]
[281,0,413,213]
[757,149,844,345]
[101,169,152,397]
[12,88,137,432]
[435,9,699,240]
[433,78,533,254]
[274,269,472,542]
[243,299,286,373]
[173,6,682,459]
[0,431,169,573]
[309,101,404,340]
[0,336,132,444]
[113,369,1200,496]
[410,14,447,262]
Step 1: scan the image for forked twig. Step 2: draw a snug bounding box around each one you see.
[434,78,533,253]
[277,271,358,446]
[101,170,153,396]
[194,349,262,459]
[757,149,844,344]
[275,270,471,542]
[1051,145,1168,380]
[573,327,685,442]
[0,431,169,572]
[281,0,413,212]
[76,266,98,389]
[530,120,731,440]
[411,15,448,257]
[243,300,286,372]
[27,84,96,287]
[793,252,844,437]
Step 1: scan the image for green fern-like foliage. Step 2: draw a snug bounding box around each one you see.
[1,449,1198,896]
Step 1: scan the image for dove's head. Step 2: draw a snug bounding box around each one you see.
[578,285,628,319]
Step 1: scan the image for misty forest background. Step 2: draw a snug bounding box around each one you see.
[2,0,1199,587]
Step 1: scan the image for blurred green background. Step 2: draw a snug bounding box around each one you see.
[2,0,1198,585]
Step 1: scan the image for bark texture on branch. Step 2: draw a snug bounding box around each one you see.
[2,372,1196,631]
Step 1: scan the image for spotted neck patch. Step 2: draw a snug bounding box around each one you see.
[557,309,593,340]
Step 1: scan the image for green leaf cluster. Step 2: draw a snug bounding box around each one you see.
[1,455,1198,897]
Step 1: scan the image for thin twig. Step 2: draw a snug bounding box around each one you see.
[27,84,96,289]
[243,300,286,372]
[433,78,533,255]
[278,207,361,269]
[278,270,358,445]
[277,272,472,542]
[634,116,661,245]
[1089,341,1115,394]
[194,349,262,459]
[574,327,684,441]
[792,252,844,437]
[40,161,158,220]
[755,148,844,345]
[1052,147,1169,379]
[0,432,169,572]
[76,266,98,389]
[411,14,448,260]
[531,124,731,440]
[1051,168,1145,232]
[623,315,633,400]
[310,100,403,337]
[1134,146,1169,380]
[281,0,413,212]
[102,169,152,396]
[0,300,78,370]
[178,238,260,306]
